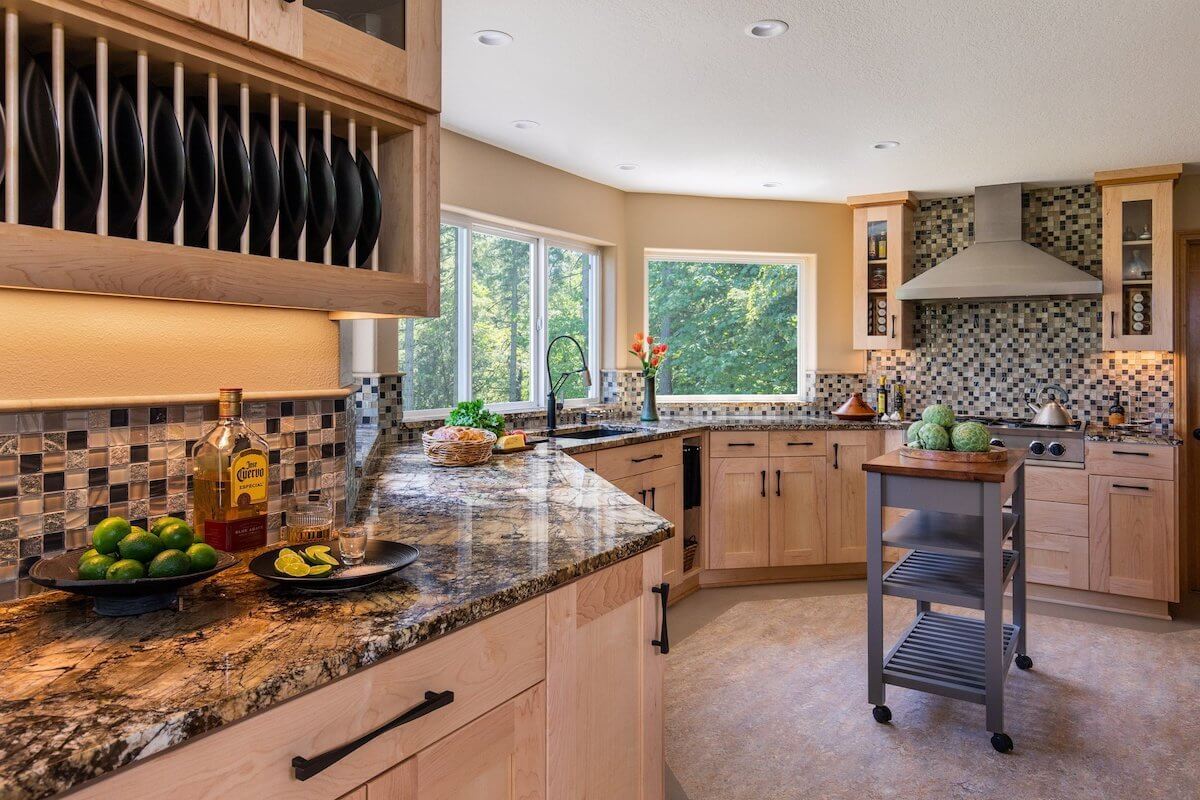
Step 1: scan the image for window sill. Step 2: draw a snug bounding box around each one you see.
[658,395,814,405]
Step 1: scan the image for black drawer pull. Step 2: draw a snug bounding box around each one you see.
[651,583,670,654]
[1112,450,1150,457]
[637,489,647,504]
[631,453,663,463]
[833,442,840,469]
[1113,483,1150,491]
[760,469,766,497]
[727,442,757,447]
[775,469,781,496]
[648,486,657,510]
[292,690,455,781]
[786,441,814,447]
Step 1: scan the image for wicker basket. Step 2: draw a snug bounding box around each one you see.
[422,429,497,467]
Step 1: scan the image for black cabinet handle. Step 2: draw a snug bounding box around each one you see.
[632,453,663,464]
[292,690,454,781]
[890,314,896,338]
[833,442,840,469]
[775,469,781,496]
[651,583,669,654]
[1193,428,1200,441]
[637,489,647,504]
[1110,310,1116,338]
[728,442,757,448]
[760,470,766,497]
[1112,450,1149,457]
[1113,483,1150,491]
[787,441,814,447]
[649,486,657,510]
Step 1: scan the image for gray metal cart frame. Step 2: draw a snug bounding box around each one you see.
[864,452,1031,752]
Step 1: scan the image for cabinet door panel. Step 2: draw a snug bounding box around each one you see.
[1088,476,1176,601]
[644,466,685,587]
[249,0,303,57]
[769,457,827,566]
[366,683,545,800]
[547,549,664,800]
[1026,530,1089,589]
[826,432,882,563]
[708,457,770,568]
[140,0,249,38]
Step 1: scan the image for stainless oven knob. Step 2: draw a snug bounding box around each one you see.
[989,438,1003,448]
[1029,441,1046,455]
[1048,442,1065,457]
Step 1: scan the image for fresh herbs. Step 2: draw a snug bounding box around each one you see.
[445,400,506,437]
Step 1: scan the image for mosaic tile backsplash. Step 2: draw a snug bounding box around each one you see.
[0,396,354,600]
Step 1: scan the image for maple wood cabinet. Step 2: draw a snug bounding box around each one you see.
[825,431,884,563]
[769,457,828,566]
[707,456,771,568]
[614,466,685,587]
[1088,475,1177,602]
[847,192,916,350]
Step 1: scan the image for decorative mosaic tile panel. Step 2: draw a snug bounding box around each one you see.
[0,396,355,600]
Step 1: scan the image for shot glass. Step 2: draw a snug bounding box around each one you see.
[338,525,369,564]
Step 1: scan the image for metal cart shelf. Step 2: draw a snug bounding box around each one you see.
[863,449,1031,753]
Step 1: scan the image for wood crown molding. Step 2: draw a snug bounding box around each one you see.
[0,385,359,413]
[845,190,917,210]
[1094,163,1184,187]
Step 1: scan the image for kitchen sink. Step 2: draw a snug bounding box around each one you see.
[550,425,645,440]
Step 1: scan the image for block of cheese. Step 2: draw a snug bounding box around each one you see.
[495,433,527,451]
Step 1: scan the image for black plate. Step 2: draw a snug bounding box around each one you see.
[19,54,60,227]
[248,113,281,256]
[355,148,381,267]
[217,107,251,252]
[29,547,238,616]
[183,98,216,247]
[35,57,102,233]
[134,81,186,243]
[105,77,145,239]
[330,136,362,266]
[305,132,336,261]
[249,539,418,592]
[277,122,309,259]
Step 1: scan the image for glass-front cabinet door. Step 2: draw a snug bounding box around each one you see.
[1099,170,1178,351]
[850,195,914,350]
[304,0,407,50]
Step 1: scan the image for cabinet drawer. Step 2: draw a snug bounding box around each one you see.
[1026,499,1088,537]
[1026,530,1088,589]
[768,430,826,456]
[1086,442,1176,481]
[1025,465,1089,504]
[709,431,769,458]
[71,598,547,800]
[595,437,682,481]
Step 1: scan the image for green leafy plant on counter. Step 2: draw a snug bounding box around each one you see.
[445,400,506,437]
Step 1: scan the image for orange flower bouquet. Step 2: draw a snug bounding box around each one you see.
[629,331,670,378]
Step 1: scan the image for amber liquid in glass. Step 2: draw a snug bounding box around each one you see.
[192,389,270,551]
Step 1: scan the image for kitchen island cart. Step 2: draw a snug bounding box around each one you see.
[863,448,1031,752]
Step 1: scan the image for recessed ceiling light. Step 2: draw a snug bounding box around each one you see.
[745,20,789,38]
[474,29,513,46]
[762,181,783,188]
[616,163,638,171]
[873,140,900,150]
[511,119,540,130]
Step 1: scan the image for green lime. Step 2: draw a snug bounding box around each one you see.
[79,548,101,564]
[186,543,219,572]
[157,521,194,551]
[306,564,333,577]
[278,548,302,562]
[92,517,132,555]
[118,529,164,563]
[313,552,339,566]
[106,558,146,581]
[150,516,188,538]
[280,560,311,577]
[148,549,191,578]
[78,554,117,580]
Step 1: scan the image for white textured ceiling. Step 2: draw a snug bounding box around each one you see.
[442,0,1200,202]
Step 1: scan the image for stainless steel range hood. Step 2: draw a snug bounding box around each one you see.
[895,183,1102,301]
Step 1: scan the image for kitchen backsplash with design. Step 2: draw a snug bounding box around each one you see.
[0,395,354,600]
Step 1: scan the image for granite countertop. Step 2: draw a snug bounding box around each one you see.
[0,443,671,800]
[1083,423,1182,447]
[549,413,909,454]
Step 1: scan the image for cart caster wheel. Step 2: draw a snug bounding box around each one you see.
[991,732,1014,753]
[1015,654,1033,670]
[872,705,892,724]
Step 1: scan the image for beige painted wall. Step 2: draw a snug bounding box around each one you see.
[440,131,861,374]
[0,289,341,404]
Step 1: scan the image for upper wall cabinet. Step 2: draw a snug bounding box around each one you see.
[847,192,915,350]
[1095,164,1181,352]
[0,0,442,318]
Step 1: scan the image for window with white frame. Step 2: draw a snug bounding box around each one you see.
[644,250,813,400]
[399,216,600,416]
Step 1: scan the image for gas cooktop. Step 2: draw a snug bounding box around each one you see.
[959,415,1084,433]
[958,416,1085,465]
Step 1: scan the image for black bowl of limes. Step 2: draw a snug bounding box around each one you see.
[29,516,237,616]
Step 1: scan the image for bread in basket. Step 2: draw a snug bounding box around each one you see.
[422,426,498,466]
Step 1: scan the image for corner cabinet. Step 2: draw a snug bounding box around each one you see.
[0,0,442,319]
[1095,164,1182,351]
[847,192,916,350]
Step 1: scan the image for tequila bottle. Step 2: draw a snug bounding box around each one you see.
[192,388,270,551]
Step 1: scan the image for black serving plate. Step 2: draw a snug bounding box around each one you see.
[305,131,336,260]
[249,539,418,592]
[355,147,381,267]
[217,107,251,251]
[29,547,238,616]
[19,53,60,227]
[105,76,145,239]
[329,136,362,266]
[248,113,280,256]
[277,122,309,259]
[140,81,186,243]
[35,56,102,233]
[182,98,216,247]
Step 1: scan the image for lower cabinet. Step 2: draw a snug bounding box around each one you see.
[1024,530,1089,589]
[546,548,665,800]
[825,431,883,563]
[614,466,685,587]
[1088,475,1177,601]
[707,456,770,568]
[769,457,828,566]
[365,684,545,800]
